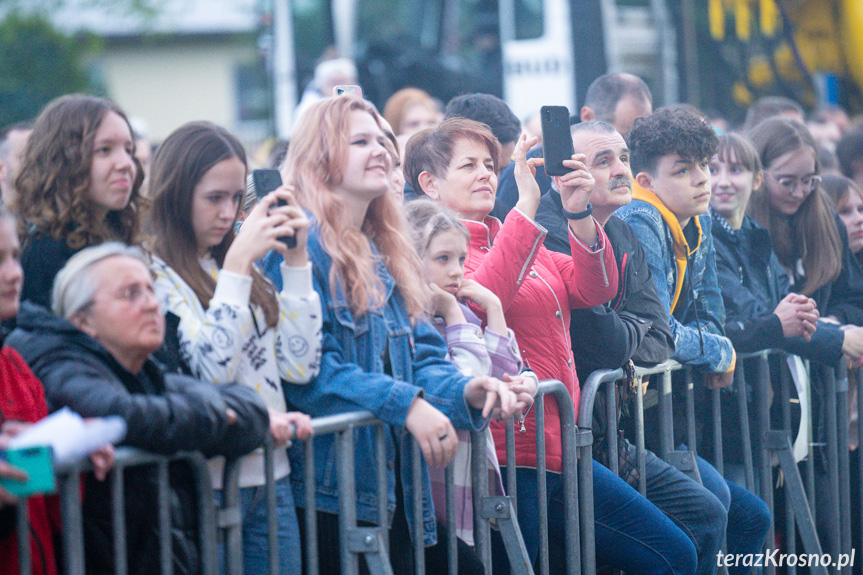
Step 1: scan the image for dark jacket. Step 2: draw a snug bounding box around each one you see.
[711,210,844,365]
[20,233,76,310]
[7,302,270,575]
[536,189,675,373]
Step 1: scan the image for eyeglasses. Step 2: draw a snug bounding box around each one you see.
[767,172,822,194]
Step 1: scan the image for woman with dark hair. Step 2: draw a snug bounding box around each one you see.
[261,95,521,575]
[14,94,144,309]
[748,117,863,327]
[147,121,321,575]
[823,174,863,268]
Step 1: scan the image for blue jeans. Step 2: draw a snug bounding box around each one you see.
[694,456,771,575]
[216,475,302,575]
[636,444,728,575]
[494,461,697,575]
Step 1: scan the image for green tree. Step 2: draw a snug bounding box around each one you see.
[0,11,98,126]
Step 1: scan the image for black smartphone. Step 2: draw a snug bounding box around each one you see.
[249,169,297,248]
[540,105,574,176]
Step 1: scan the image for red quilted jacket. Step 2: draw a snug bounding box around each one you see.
[0,346,59,575]
[462,209,618,472]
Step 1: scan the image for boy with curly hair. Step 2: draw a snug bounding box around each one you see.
[616,107,771,575]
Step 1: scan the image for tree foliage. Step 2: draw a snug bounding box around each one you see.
[0,11,98,126]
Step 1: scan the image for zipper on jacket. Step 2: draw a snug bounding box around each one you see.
[612,253,628,311]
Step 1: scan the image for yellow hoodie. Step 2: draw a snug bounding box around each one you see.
[631,183,702,314]
[631,182,736,374]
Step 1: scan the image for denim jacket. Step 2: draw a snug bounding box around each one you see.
[616,186,734,373]
[261,223,487,546]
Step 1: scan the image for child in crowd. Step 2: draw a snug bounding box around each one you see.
[616,107,771,575]
[260,95,522,575]
[14,95,144,308]
[405,199,535,572]
[146,121,321,575]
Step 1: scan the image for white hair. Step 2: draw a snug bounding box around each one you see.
[52,242,147,319]
[314,58,357,89]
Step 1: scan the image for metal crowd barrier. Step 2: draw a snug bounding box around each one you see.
[580,351,861,575]
[14,377,599,575]
[12,447,217,575]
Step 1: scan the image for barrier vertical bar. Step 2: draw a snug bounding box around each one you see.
[16,498,30,575]
[805,359,816,526]
[158,459,172,575]
[336,428,359,575]
[711,387,723,476]
[304,439,319,575]
[376,424,389,555]
[659,370,673,458]
[735,361,755,492]
[222,458,243,575]
[754,354,775,575]
[836,363,852,574]
[112,463,128,575]
[60,469,85,575]
[685,367,697,453]
[471,428,492,572]
[779,360,796,574]
[634,372,647,496]
[506,421,517,515]
[535,393,549,575]
[445,463,457,575]
[411,438,425,575]
[825,367,842,564]
[605,382,618,474]
[265,439,279,575]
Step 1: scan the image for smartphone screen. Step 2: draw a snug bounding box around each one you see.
[540,105,574,176]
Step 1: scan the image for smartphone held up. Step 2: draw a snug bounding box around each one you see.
[246,169,297,248]
[540,105,575,177]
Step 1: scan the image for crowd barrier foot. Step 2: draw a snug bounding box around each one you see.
[347,527,394,575]
[481,495,534,575]
[764,430,826,575]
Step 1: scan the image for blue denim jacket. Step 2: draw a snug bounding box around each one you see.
[261,223,486,546]
[616,198,734,373]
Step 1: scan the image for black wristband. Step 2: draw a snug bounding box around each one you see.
[561,202,593,220]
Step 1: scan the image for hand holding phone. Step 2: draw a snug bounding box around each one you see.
[540,106,574,177]
[248,169,297,248]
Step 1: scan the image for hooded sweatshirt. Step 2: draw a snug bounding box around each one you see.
[616,184,735,374]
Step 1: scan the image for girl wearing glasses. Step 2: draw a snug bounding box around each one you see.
[748,117,863,329]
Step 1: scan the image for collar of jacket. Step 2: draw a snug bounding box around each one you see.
[632,182,702,314]
[460,215,503,249]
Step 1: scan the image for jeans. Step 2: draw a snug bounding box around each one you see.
[493,461,697,575]
[637,444,728,575]
[694,455,771,575]
[216,475,302,575]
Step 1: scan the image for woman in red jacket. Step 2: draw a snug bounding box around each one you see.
[405,117,700,575]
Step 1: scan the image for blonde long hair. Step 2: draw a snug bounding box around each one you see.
[285,96,426,319]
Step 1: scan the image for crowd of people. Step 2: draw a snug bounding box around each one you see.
[0,66,861,575]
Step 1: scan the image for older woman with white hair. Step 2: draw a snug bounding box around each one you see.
[7,242,271,575]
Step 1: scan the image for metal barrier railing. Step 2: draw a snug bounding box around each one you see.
[12,447,217,575]
[13,377,597,575]
[579,351,863,575]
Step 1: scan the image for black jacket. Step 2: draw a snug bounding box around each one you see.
[7,302,270,575]
[711,211,844,365]
[20,233,77,310]
[536,189,675,373]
